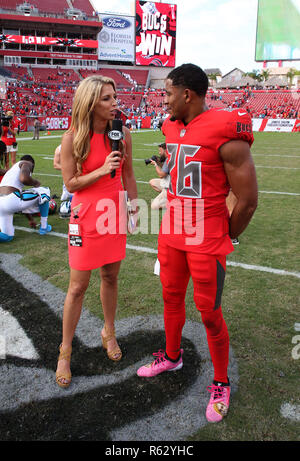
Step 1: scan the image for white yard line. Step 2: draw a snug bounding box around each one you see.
[255,165,300,170]
[33,172,300,195]
[14,226,300,280]
[258,190,300,196]
[253,154,300,158]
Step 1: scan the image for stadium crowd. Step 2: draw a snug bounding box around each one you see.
[1,67,300,125]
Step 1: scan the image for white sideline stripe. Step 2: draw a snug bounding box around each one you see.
[253,154,300,158]
[14,226,300,279]
[226,261,300,279]
[17,135,62,141]
[16,129,155,142]
[255,165,300,170]
[133,159,300,170]
[33,172,300,194]
[259,190,300,196]
[35,172,61,177]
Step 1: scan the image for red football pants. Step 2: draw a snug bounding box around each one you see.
[158,241,229,383]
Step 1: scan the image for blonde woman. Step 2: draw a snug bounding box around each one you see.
[56,75,138,388]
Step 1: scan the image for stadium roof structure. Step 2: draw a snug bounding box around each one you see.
[263,75,288,87]
[216,74,258,89]
[0,0,97,19]
[204,68,222,76]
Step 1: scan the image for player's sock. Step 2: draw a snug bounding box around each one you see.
[213,378,230,387]
[0,232,13,242]
[40,216,48,228]
[39,201,49,219]
[201,308,229,384]
[165,351,181,363]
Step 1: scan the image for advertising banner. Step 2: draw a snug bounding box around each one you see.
[251,118,264,132]
[135,1,177,67]
[0,34,98,48]
[26,116,71,131]
[98,14,135,62]
[264,118,297,132]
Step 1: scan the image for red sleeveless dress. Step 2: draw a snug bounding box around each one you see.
[68,133,127,270]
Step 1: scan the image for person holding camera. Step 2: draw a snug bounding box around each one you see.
[148,143,170,210]
[1,111,18,169]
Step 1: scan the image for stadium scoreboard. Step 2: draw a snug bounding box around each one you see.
[255,0,300,62]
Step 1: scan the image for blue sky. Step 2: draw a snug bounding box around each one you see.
[91,0,300,75]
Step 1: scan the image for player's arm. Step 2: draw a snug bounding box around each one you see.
[53,147,61,170]
[220,140,258,239]
[60,131,122,193]
[19,161,41,187]
[121,126,138,203]
[24,213,37,228]
[150,159,167,178]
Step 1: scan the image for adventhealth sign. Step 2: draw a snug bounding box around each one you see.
[98,14,135,62]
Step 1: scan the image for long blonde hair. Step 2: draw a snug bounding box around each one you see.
[67,75,116,174]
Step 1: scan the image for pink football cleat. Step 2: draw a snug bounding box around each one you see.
[206,382,231,423]
[137,349,183,377]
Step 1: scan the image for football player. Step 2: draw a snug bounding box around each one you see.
[137,64,258,423]
[0,154,52,241]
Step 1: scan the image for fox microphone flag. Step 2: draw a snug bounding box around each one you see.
[108,119,123,178]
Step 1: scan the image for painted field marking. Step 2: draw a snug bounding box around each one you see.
[258,190,300,196]
[253,154,300,158]
[14,226,300,280]
[32,172,300,195]
[255,165,300,170]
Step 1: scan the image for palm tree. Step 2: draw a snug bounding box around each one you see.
[286,68,300,88]
[207,71,221,87]
[261,69,270,82]
[244,69,262,82]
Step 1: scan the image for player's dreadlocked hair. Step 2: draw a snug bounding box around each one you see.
[167,63,208,97]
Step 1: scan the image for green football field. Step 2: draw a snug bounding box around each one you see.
[1,129,299,441]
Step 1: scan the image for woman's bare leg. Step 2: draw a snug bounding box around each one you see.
[100,261,122,358]
[56,268,91,384]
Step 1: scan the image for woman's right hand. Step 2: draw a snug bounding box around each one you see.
[101,151,122,176]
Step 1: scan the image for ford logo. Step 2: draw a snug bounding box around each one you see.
[103,16,131,29]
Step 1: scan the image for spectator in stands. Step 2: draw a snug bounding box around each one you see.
[149,143,170,210]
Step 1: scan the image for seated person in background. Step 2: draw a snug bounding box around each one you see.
[53,144,73,201]
[0,154,52,242]
[149,142,170,210]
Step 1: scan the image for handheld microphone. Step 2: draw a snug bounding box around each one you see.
[108,119,123,178]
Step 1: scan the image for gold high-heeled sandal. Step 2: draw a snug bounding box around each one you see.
[101,325,122,362]
[56,344,72,388]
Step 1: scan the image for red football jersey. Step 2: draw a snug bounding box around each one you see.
[159,108,254,254]
[1,123,16,146]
